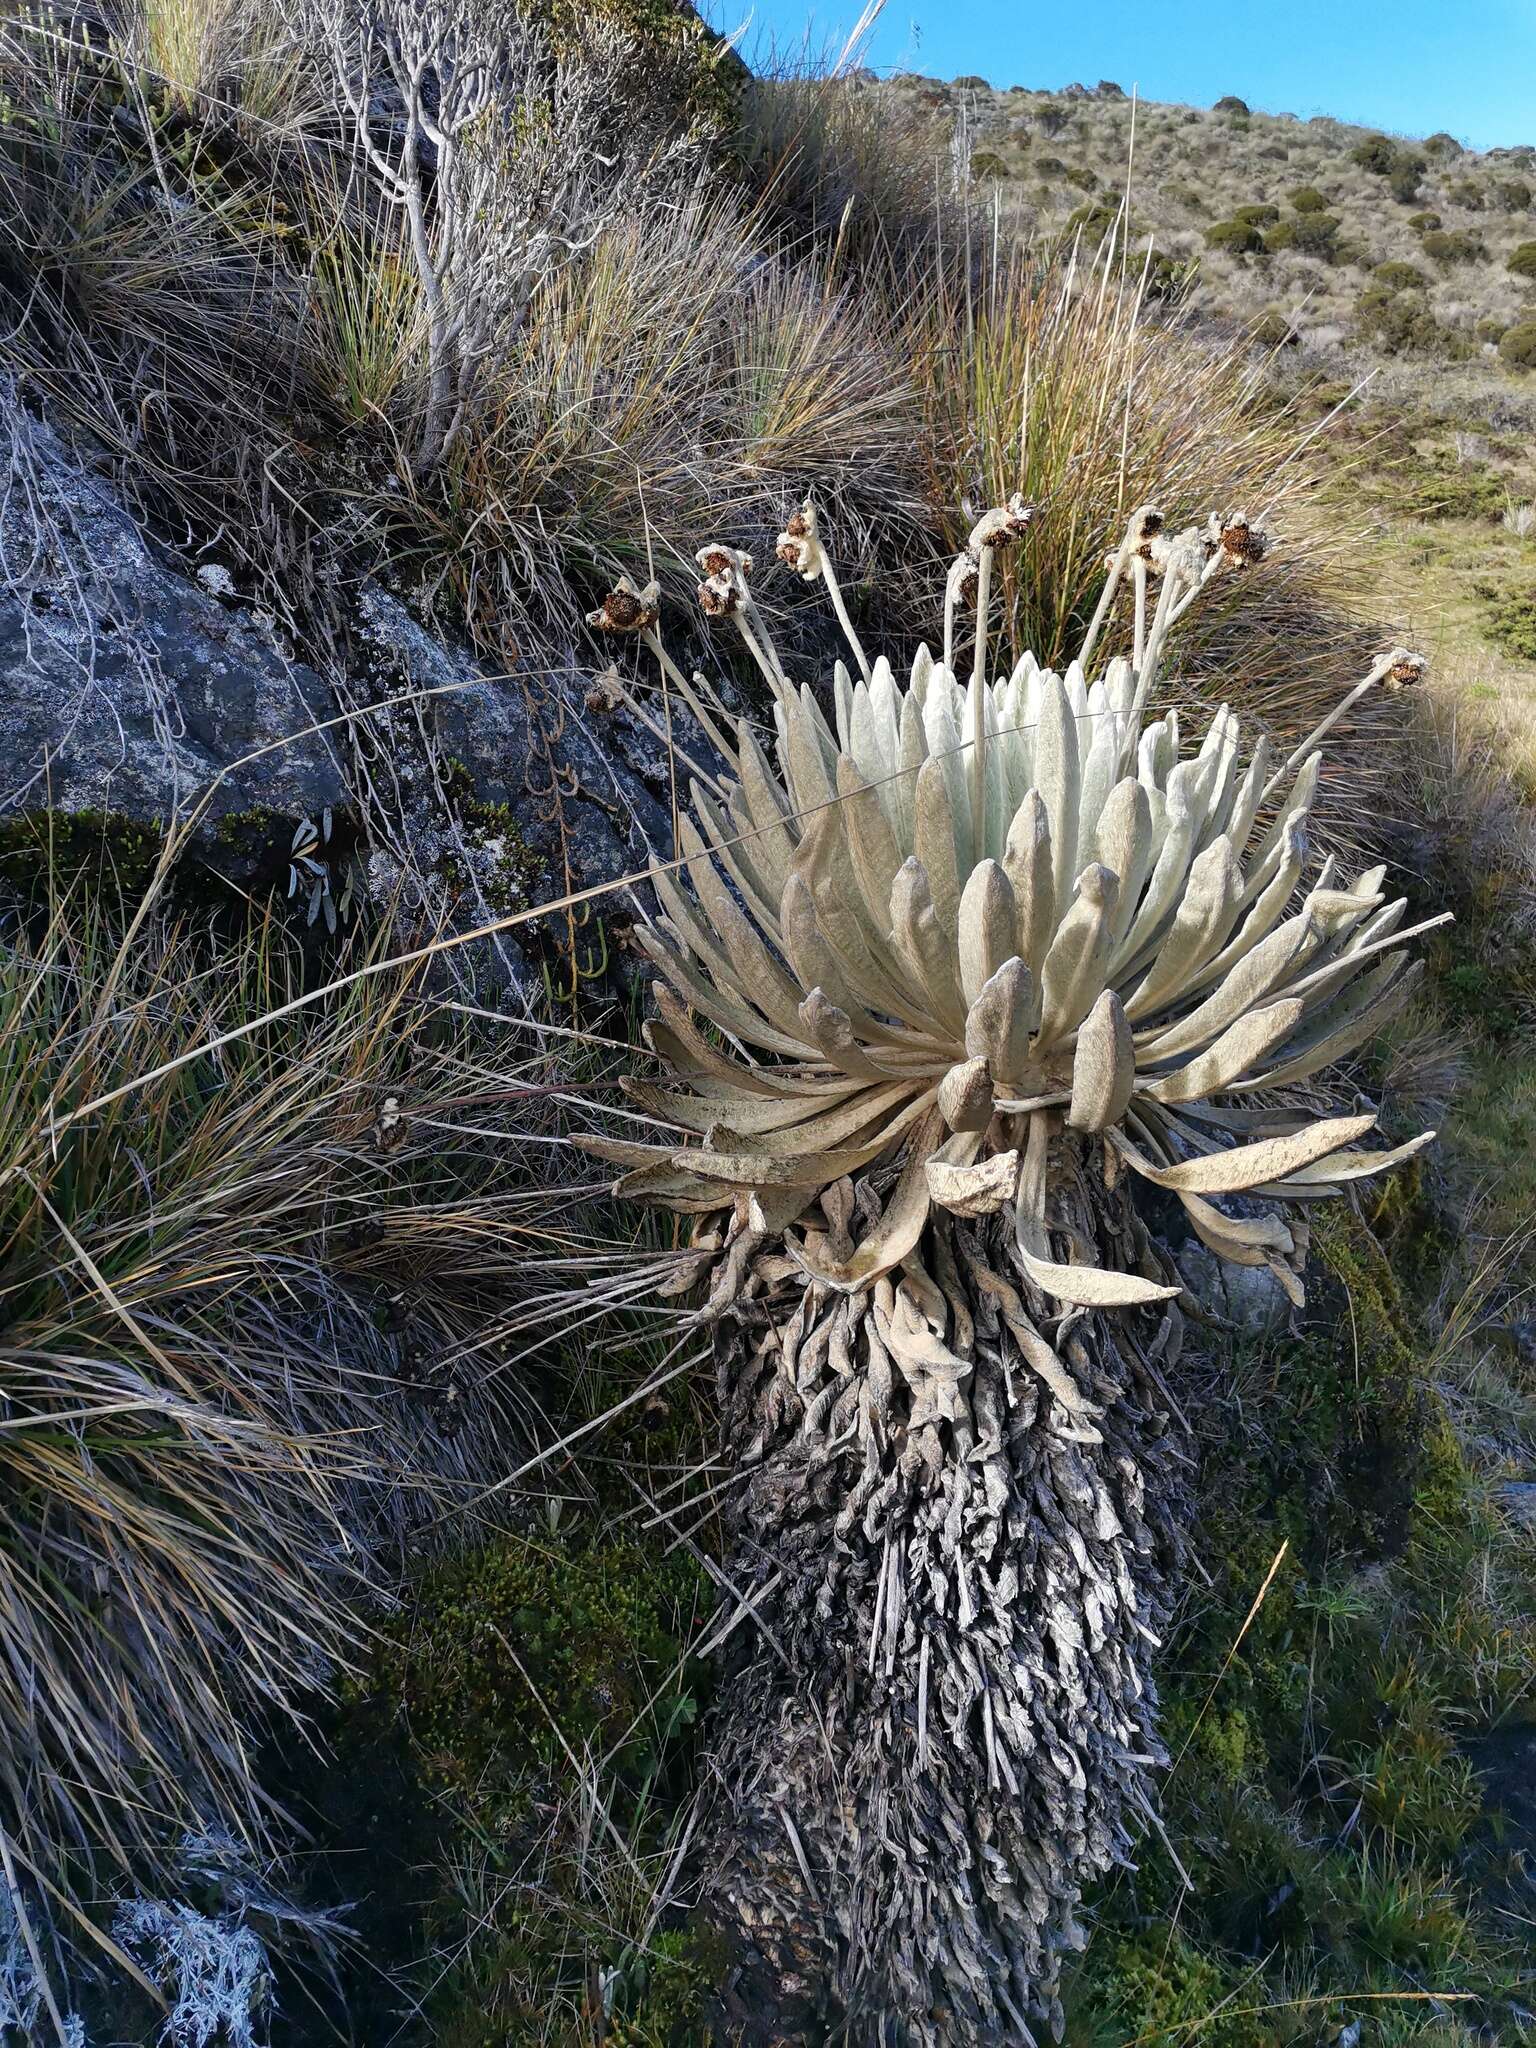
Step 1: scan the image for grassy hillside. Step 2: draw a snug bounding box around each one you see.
[872,73,1536,372]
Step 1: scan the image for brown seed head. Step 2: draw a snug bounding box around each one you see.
[1382,647,1427,690]
[586,577,659,634]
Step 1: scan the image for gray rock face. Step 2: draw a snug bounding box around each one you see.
[0,385,677,975]
[0,389,347,830]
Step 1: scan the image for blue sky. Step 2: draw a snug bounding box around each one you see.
[706,0,1536,152]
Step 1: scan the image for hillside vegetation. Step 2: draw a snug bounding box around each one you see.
[881,73,1536,371]
[0,10,1533,2045]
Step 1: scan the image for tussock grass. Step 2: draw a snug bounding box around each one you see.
[0,884,578,1922]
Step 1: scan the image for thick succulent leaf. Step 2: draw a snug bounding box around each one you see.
[1067,990,1135,1132]
[625,1072,859,1136]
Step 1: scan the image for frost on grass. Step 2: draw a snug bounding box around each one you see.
[1,1886,86,2045]
[114,1897,271,2048]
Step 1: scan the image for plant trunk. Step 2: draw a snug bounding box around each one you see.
[693,1133,1193,2046]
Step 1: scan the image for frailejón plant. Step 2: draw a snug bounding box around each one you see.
[581,499,1440,2044]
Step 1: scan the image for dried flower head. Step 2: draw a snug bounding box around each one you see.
[1146,525,1207,587]
[697,570,742,618]
[696,543,753,580]
[1382,647,1427,690]
[967,494,1038,556]
[586,575,660,634]
[945,551,979,610]
[585,667,626,714]
[776,503,825,581]
[1128,503,1165,557]
[1205,511,1269,568]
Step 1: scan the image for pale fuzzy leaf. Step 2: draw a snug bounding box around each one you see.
[938,1056,995,1133]
[1143,997,1305,1104]
[1003,790,1056,988]
[1125,836,1244,1021]
[890,857,967,1032]
[1017,1244,1183,1309]
[1066,990,1135,1132]
[914,755,963,930]
[1093,778,1153,952]
[1037,864,1119,1048]
[1034,670,1081,907]
[964,957,1037,1084]
[1108,1113,1378,1194]
[957,860,1018,1005]
[1268,1128,1436,1186]
[798,989,892,1078]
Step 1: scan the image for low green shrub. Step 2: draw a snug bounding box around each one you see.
[1289,184,1329,212]
[1351,133,1398,174]
[1373,259,1426,289]
[1233,201,1279,226]
[1291,210,1342,256]
[1477,579,1536,655]
[1424,128,1463,158]
[1407,209,1442,232]
[1213,94,1249,114]
[1497,178,1533,210]
[1421,228,1483,264]
[1507,240,1536,279]
[1499,321,1536,368]
[970,149,1009,179]
[1204,217,1265,255]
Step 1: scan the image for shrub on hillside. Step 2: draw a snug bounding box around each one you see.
[971,150,1009,180]
[1498,322,1536,369]
[1064,163,1100,191]
[1422,229,1483,265]
[1290,186,1329,212]
[1291,211,1342,257]
[1425,130,1463,159]
[1388,162,1424,204]
[1507,242,1536,279]
[1351,134,1399,174]
[1354,286,1469,360]
[1062,201,1120,246]
[1449,178,1485,210]
[1252,307,1298,346]
[1263,220,1298,252]
[1204,218,1265,255]
[1408,211,1442,233]
[1497,179,1533,210]
[1233,202,1280,226]
[1477,316,1509,344]
[1374,260,1427,289]
[1213,95,1249,114]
